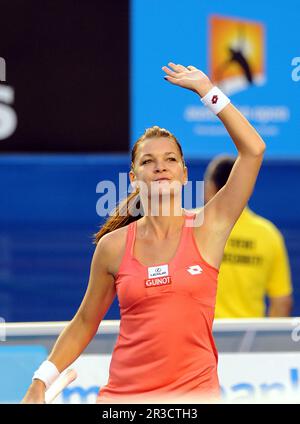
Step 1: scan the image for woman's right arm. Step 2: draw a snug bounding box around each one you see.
[21,233,117,403]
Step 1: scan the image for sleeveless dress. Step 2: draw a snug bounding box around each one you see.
[97,211,220,403]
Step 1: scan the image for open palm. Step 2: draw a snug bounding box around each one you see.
[162,62,213,96]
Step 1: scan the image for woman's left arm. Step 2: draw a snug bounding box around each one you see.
[162,62,266,230]
[206,103,266,229]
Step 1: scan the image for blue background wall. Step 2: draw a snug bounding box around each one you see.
[131,0,300,157]
[0,155,299,322]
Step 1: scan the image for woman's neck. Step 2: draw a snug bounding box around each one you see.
[138,208,186,240]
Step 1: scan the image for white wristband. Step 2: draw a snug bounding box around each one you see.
[32,360,60,390]
[201,86,230,115]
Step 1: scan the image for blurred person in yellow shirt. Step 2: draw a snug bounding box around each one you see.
[204,155,293,317]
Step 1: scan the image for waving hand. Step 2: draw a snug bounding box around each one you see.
[162,62,213,97]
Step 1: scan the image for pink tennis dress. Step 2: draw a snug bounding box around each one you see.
[97,212,220,403]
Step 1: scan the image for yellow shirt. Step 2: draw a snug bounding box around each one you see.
[215,206,292,318]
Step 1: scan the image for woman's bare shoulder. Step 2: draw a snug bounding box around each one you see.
[98,224,129,251]
[96,223,132,277]
[184,207,205,228]
[184,207,204,216]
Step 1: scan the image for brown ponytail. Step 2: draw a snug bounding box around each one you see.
[93,189,142,244]
[93,125,185,244]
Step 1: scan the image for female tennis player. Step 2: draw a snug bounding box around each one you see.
[21,62,266,404]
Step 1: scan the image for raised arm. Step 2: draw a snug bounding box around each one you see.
[162,63,266,232]
[205,103,265,229]
[21,233,116,403]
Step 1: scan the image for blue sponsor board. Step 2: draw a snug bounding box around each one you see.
[56,367,300,403]
[131,0,300,158]
[0,345,47,403]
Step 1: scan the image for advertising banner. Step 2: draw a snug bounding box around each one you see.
[54,352,300,404]
[131,0,300,158]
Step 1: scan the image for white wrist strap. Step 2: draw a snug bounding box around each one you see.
[201,86,230,115]
[32,360,60,390]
